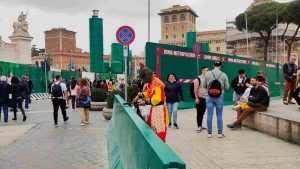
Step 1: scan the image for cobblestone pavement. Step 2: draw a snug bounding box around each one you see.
[0,100,109,169]
[166,105,300,169]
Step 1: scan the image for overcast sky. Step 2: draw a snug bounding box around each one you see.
[0,0,292,55]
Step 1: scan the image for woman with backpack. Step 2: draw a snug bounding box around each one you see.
[70,80,79,110]
[164,73,184,129]
[76,78,91,126]
[11,76,27,121]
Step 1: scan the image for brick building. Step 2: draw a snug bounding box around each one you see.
[44,28,90,71]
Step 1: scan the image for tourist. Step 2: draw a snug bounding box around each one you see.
[108,80,115,93]
[231,69,248,106]
[11,76,27,121]
[203,61,229,138]
[136,76,144,92]
[70,79,79,110]
[0,76,10,122]
[48,80,54,94]
[194,67,209,132]
[227,76,270,130]
[101,80,108,91]
[133,67,168,142]
[21,75,30,111]
[51,75,69,127]
[283,55,298,105]
[257,71,268,85]
[165,73,184,129]
[76,78,91,126]
[26,75,33,104]
[258,76,270,96]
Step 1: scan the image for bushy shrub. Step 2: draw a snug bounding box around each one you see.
[91,88,108,102]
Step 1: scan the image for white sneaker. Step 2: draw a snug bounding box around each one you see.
[54,124,59,127]
[25,108,31,111]
[207,134,212,138]
[197,127,202,132]
[85,121,90,124]
[218,133,225,138]
[81,122,85,126]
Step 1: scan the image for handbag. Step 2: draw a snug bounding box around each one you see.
[77,88,91,108]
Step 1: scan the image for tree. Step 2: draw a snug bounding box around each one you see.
[235,2,281,61]
[283,0,300,60]
[31,45,40,56]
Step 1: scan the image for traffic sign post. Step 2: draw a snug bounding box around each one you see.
[192,42,202,76]
[116,26,135,103]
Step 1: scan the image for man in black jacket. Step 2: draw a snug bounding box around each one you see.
[227,76,269,129]
[283,55,298,105]
[231,69,248,105]
[0,76,10,122]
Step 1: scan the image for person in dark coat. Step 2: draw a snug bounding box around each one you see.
[0,76,10,122]
[11,76,27,121]
[165,73,184,129]
[231,69,248,106]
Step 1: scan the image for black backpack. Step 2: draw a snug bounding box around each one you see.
[208,72,223,97]
[190,77,201,99]
[52,83,63,98]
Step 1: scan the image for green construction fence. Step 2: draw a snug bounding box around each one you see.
[107,95,186,169]
[145,42,283,108]
[0,61,46,93]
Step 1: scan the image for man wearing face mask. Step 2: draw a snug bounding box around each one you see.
[133,67,168,142]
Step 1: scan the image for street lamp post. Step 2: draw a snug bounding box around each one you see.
[276,9,279,63]
[245,12,250,56]
[148,0,150,42]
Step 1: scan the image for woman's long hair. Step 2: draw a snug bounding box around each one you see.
[166,73,177,82]
[80,78,89,88]
[71,80,77,90]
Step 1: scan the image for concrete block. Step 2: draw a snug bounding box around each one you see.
[291,121,300,144]
[277,118,291,141]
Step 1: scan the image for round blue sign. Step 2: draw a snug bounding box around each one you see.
[192,42,202,54]
[116,26,135,45]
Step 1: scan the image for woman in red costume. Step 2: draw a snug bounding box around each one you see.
[133,67,168,142]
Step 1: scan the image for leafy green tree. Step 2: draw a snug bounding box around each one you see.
[235,2,281,61]
[282,0,300,60]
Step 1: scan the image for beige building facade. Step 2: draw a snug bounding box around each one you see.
[197,30,227,54]
[159,5,198,46]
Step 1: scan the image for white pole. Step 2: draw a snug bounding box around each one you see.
[284,39,286,54]
[276,9,279,63]
[124,46,128,102]
[44,54,47,93]
[148,0,150,42]
[245,13,249,56]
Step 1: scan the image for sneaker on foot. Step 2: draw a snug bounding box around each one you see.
[12,117,17,121]
[197,127,202,132]
[81,122,85,126]
[54,124,59,127]
[22,116,27,122]
[289,101,296,105]
[207,134,212,138]
[218,133,226,138]
[64,117,69,123]
[168,123,172,128]
[85,121,90,124]
[174,123,179,129]
[283,101,289,105]
[227,123,242,130]
[25,108,31,111]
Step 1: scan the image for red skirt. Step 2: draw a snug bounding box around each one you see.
[146,105,167,142]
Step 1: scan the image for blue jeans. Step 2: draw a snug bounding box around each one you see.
[25,95,30,109]
[0,103,8,122]
[167,102,178,124]
[206,96,224,134]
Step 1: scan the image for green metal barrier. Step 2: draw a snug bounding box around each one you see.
[107,95,186,169]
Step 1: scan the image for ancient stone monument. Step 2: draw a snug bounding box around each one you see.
[0,11,33,64]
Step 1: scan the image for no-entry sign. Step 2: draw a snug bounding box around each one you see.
[116,26,135,45]
[192,42,202,54]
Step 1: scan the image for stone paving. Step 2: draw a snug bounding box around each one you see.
[0,100,109,169]
[166,105,300,169]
